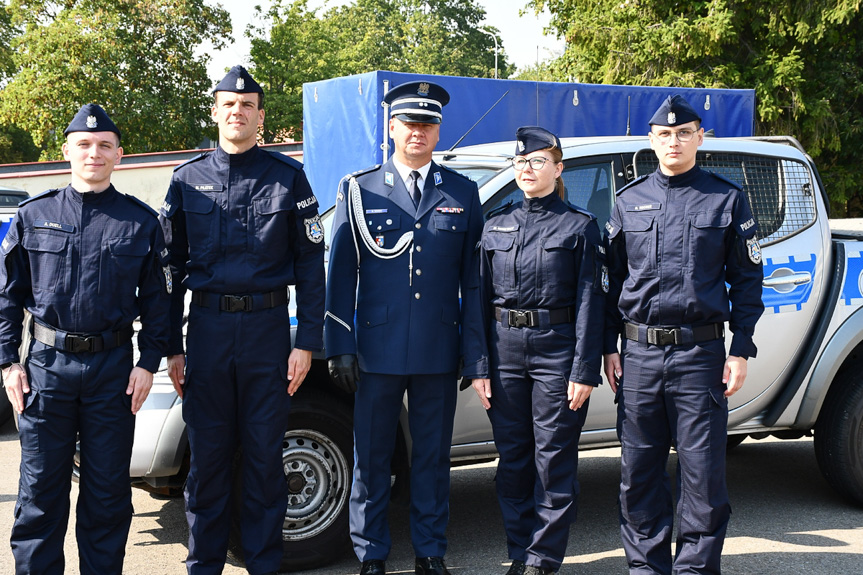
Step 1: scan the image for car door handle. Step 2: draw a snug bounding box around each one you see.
[763,272,812,288]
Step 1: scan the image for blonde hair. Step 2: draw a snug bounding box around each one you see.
[543,146,565,200]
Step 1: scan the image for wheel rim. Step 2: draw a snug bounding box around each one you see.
[282,428,350,541]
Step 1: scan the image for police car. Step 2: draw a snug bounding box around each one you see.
[129,134,863,571]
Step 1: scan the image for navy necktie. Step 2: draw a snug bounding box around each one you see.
[409,170,422,207]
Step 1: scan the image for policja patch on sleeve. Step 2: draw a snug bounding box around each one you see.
[305,215,324,244]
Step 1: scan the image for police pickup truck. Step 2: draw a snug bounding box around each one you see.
[129,134,863,571]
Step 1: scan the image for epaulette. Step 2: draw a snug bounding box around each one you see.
[18,188,62,206]
[438,163,472,182]
[123,193,159,217]
[350,164,382,178]
[567,202,597,220]
[485,200,513,220]
[264,149,303,170]
[615,175,649,196]
[172,152,209,172]
[705,170,744,190]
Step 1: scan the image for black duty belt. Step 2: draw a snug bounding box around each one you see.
[33,321,133,353]
[495,306,575,328]
[191,289,289,313]
[624,322,724,346]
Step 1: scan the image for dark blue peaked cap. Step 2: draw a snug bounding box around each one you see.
[213,65,263,95]
[515,126,561,156]
[385,81,450,124]
[649,95,702,127]
[64,104,120,139]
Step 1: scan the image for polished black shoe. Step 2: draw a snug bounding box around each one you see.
[415,556,451,575]
[523,566,556,575]
[505,559,525,575]
[360,559,387,575]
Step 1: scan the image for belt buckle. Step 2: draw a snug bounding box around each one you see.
[66,334,98,353]
[509,310,532,328]
[223,295,252,312]
[649,328,679,346]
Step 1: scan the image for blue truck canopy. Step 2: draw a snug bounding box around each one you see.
[302,70,756,210]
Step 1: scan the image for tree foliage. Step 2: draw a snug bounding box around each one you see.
[248,0,513,142]
[0,0,232,159]
[530,0,863,214]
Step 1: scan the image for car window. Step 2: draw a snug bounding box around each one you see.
[0,192,27,207]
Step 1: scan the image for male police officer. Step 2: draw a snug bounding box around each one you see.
[160,66,325,575]
[0,104,170,575]
[325,81,485,575]
[603,95,764,574]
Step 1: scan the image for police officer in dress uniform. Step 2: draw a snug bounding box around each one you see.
[0,104,170,575]
[325,81,485,575]
[603,95,764,575]
[471,127,606,575]
[159,66,325,575]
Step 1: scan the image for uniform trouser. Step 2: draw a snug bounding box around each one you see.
[617,338,730,575]
[487,320,588,572]
[183,305,292,575]
[11,340,135,575]
[350,371,457,561]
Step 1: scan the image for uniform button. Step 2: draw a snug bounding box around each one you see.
[416,245,422,252]
[368,220,372,226]
[415,293,421,299]
[386,219,393,225]
[416,269,422,275]
[452,225,457,231]
[377,225,382,230]
[415,223,422,229]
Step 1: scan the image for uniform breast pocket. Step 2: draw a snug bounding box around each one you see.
[182,191,220,261]
[541,234,579,291]
[688,210,730,271]
[23,233,68,293]
[365,214,402,249]
[432,214,467,255]
[252,193,293,259]
[101,237,149,297]
[482,232,516,291]
[621,214,656,271]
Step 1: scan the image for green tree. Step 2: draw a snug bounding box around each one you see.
[0,124,39,163]
[0,0,232,159]
[248,0,513,141]
[530,0,863,213]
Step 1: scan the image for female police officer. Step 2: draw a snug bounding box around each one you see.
[471,126,606,575]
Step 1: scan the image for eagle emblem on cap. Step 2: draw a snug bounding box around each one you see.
[418,82,430,96]
[236,77,245,90]
[518,140,526,152]
[667,112,676,124]
[86,115,98,129]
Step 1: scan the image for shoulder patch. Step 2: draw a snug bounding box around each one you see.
[616,175,649,196]
[264,149,304,170]
[705,170,743,190]
[172,152,209,172]
[19,188,61,206]
[123,193,158,217]
[485,200,514,221]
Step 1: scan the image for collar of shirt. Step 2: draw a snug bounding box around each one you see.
[391,158,431,190]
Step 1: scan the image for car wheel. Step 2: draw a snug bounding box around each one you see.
[726,434,747,451]
[814,368,863,505]
[229,389,354,570]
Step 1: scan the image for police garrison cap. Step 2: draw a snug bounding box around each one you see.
[213,65,264,95]
[384,81,450,124]
[64,103,121,139]
[515,126,561,156]
[649,95,702,127]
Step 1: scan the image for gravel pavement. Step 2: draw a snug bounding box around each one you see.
[2,415,863,574]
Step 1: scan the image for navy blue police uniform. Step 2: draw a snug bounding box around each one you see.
[604,96,764,574]
[159,66,325,575]
[0,104,170,575]
[478,127,606,574]
[325,83,485,573]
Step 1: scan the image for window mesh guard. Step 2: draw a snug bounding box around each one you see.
[633,150,816,245]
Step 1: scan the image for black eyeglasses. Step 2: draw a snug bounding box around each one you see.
[511,157,552,171]
[651,128,698,144]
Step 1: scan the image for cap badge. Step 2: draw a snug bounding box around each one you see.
[236,77,245,90]
[517,140,526,152]
[86,115,98,129]
[418,82,430,96]
[667,112,676,124]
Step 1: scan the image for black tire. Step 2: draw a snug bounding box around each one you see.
[815,368,863,505]
[726,434,747,451]
[229,389,354,570]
